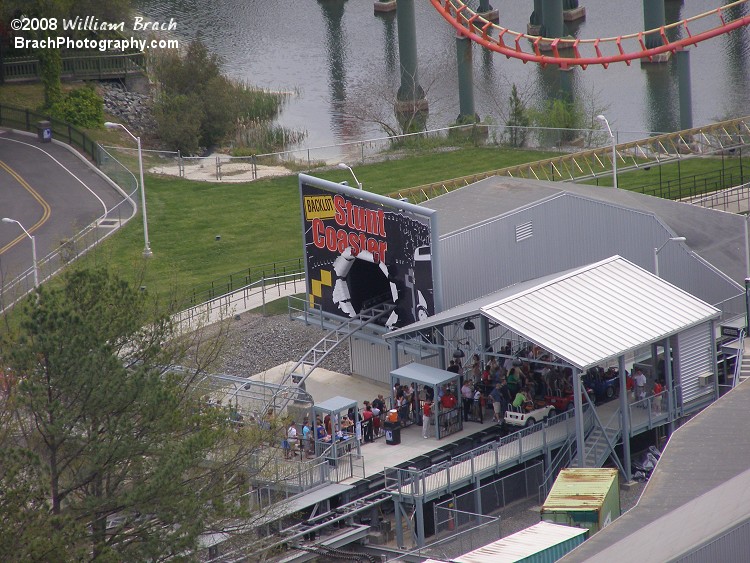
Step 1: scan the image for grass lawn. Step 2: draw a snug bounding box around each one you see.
[96,145,564,302]
[96,146,747,304]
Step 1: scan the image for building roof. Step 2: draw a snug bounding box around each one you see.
[481,255,720,370]
[314,395,358,413]
[388,256,720,371]
[422,176,748,286]
[453,522,588,563]
[560,378,750,562]
[391,362,459,387]
[542,469,619,512]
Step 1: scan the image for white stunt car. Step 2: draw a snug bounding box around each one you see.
[504,404,557,428]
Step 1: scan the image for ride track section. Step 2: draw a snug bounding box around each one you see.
[430,0,750,68]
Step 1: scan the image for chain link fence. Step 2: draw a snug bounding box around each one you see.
[102,123,636,184]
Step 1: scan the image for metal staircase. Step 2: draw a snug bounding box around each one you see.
[266,301,395,414]
[574,411,622,469]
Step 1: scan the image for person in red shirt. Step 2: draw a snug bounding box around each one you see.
[441,387,457,409]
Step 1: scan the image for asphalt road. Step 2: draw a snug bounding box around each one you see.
[0,129,135,296]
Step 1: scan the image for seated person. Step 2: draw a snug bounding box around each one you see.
[316,419,331,443]
[512,390,526,411]
[341,415,354,433]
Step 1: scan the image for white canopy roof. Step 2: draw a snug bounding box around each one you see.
[480,256,720,370]
[386,256,720,371]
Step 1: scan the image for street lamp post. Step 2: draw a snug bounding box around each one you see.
[105,122,152,257]
[2,217,39,287]
[596,114,618,190]
[337,162,363,189]
[654,236,686,277]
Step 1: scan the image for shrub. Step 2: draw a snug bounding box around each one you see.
[49,85,103,128]
[154,93,203,155]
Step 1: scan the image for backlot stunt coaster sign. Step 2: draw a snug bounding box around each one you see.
[300,180,434,329]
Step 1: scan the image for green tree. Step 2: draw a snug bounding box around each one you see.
[505,84,530,147]
[529,97,585,145]
[154,39,237,151]
[0,267,257,560]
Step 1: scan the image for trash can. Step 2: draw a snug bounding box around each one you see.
[384,420,401,445]
[37,121,52,143]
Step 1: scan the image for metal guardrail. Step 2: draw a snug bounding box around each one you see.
[0,103,101,159]
[3,51,145,82]
[732,329,746,389]
[392,116,750,204]
[183,257,304,308]
[384,408,593,502]
[175,270,305,330]
[0,144,138,313]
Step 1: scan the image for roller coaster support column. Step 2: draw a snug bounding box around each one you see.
[456,33,477,123]
[395,0,428,126]
[541,0,564,39]
[528,0,543,35]
[676,49,693,130]
[643,0,666,50]
[477,0,499,22]
[563,0,585,22]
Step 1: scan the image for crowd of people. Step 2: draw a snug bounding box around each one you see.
[276,341,670,460]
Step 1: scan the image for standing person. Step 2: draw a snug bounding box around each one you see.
[634,368,647,404]
[302,418,313,457]
[652,378,664,412]
[473,385,484,423]
[490,383,504,422]
[362,405,374,443]
[284,422,297,459]
[422,399,433,438]
[461,381,473,422]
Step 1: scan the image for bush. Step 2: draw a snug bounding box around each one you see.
[154,93,203,155]
[49,85,103,128]
[152,39,291,154]
[529,98,585,145]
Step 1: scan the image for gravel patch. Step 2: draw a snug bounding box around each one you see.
[216,312,351,376]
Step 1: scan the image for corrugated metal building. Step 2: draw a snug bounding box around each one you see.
[352,176,743,383]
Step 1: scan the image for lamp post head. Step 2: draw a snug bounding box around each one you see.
[337,163,350,170]
[671,237,686,243]
[104,121,118,129]
[1,217,15,224]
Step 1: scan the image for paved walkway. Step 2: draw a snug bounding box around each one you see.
[174,275,305,331]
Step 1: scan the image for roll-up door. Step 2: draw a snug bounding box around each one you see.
[676,323,714,404]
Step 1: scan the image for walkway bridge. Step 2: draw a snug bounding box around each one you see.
[393,116,750,204]
[3,51,145,82]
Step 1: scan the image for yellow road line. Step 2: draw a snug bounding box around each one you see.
[0,160,51,254]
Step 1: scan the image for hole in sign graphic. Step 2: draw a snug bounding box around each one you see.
[332,247,399,327]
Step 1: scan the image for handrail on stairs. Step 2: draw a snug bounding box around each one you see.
[580,387,625,475]
[732,328,746,389]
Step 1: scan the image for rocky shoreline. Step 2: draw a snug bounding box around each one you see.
[99,82,154,136]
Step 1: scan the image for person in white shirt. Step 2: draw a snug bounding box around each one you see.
[634,369,647,404]
[285,422,298,459]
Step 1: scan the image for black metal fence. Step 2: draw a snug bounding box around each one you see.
[0,103,99,160]
[184,257,305,308]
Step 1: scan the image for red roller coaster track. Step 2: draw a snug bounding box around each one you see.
[431,0,750,68]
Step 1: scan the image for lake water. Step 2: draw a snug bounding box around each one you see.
[135,0,750,156]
